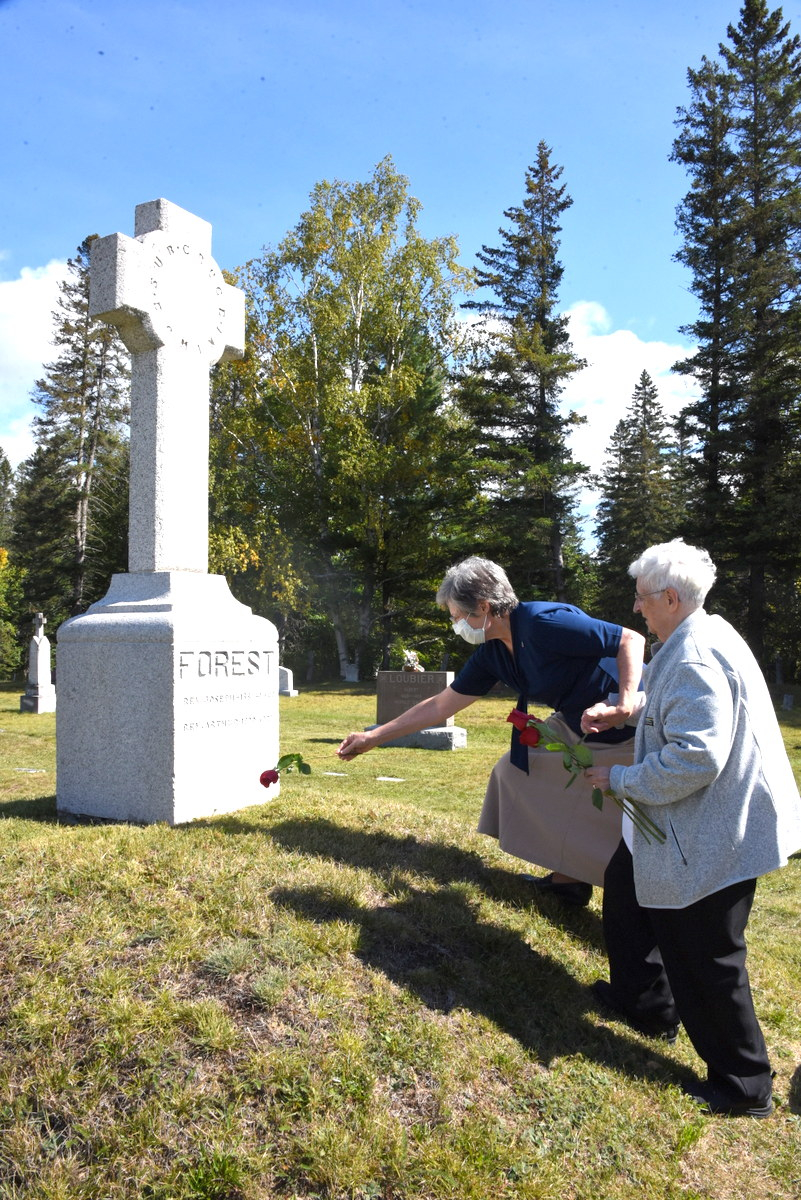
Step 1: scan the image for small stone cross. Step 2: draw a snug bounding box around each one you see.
[89,199,245,573]
[34,612,46,640]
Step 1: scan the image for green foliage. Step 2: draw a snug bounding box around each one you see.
[275,752,312,775]
[210,157,477,679]
[0,547,26,676]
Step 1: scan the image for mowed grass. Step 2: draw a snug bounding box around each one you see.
[0,680,799,1200]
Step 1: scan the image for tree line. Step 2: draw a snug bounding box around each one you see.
[3,1,800,684]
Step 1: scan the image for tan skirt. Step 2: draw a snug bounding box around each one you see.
[476,714,633,887]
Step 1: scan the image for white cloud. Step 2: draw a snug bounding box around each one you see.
[562,300,698,475]
[0,260,69,467]
[561,300,700,545]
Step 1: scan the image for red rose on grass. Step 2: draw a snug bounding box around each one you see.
[519,725,541,747]
[259,753,312,790]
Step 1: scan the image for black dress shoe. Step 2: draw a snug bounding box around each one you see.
[522,873,593,907]
[684,1081,773,1118]
[590,979,680,1044]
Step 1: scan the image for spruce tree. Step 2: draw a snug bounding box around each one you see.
[672,1,801,664]
[594,371,682,630]
[671,56,740,558]
[458,142,587,600]
[12,238,130,625]
[721,0,801,660]
[0,447,14,548]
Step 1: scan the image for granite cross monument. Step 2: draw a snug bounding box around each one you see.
[56,199,280,824]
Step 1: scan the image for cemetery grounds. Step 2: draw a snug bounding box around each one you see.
[0,682,799,1200]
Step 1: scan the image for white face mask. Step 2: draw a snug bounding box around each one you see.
[452,614,488,645]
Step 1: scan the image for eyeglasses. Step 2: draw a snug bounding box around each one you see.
[634,588,665,603]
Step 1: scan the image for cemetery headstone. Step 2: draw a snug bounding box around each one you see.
[56,199,280,824]
[278,666,299,697]
[371,670,467,749]
[19,612,57,714]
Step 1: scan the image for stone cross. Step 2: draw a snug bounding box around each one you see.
[20,611,57,713]
[89,199,245,573]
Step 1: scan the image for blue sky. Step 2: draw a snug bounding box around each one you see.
[2,0,798,507]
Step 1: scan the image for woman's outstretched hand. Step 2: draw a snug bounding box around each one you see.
[337,732,374,761]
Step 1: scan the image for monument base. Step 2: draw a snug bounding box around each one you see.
[20,687,57,714]
[365,724,467,750]
[56,572,279,825]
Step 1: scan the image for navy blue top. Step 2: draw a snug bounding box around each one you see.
[450,601,635,771]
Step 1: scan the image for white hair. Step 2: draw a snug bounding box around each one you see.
[629,539,717,608]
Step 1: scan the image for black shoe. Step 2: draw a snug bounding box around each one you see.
[684,1081,773,1118]
[590,979,680,1045]
[522,873,593,907]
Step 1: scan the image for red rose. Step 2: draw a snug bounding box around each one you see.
[506,708,530,731]
[519,725,541,747]
[260,768,280,788]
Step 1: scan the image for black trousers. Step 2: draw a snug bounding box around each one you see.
[602,839,773,1102]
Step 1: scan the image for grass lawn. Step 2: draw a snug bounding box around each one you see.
[0,680,799,1199]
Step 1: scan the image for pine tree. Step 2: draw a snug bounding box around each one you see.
[671,56,740,554]
[458,142,587,600]
[0,447,14,548]
[594,371,682,629]
[12,238,130,625]
[721,0,801,660]
[672,1,801,664]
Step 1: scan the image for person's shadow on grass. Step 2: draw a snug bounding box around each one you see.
[257,815,686,1082]
[228,812,606,946]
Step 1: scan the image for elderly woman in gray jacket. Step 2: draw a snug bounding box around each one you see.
[583,539,801,1118]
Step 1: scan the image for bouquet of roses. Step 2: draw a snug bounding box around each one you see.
[260,753,311,789]
[507,710,665,844]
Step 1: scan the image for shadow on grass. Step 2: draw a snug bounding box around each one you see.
[269,877,683,1083]
[205,812,686,1083]
[220,813,606,948]
[0,794,58,823]
[789,1064,801,1114]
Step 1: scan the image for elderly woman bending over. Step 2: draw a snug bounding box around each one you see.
[338,556,644,907]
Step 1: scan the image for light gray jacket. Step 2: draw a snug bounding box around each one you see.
[609,609,801,908]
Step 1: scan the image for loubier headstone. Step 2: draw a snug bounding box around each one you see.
[372,670,466,750]
[56,199,280,825]
[376,671,454,725]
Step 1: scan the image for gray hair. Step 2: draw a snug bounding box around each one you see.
[628,539,717,608]
[435,556,519,616]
